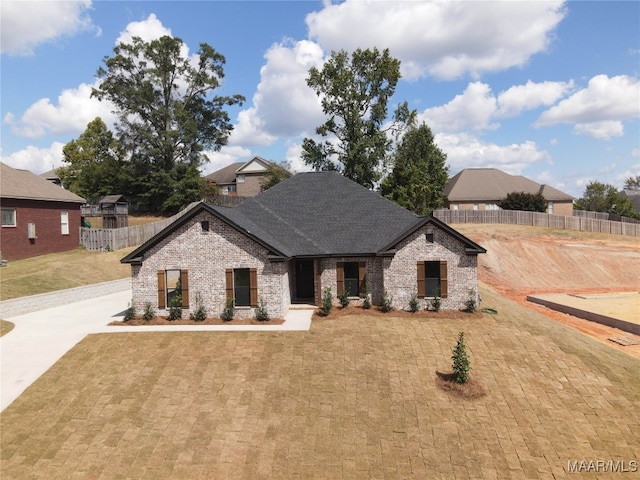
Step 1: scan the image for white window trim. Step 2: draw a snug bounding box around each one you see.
[2,208,16,227]
[61,211,69,235]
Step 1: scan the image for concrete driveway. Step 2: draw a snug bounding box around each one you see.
[0,281,312,412]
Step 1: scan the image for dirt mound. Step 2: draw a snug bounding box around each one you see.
[455,224,640,358]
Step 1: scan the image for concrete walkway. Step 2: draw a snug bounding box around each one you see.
[0,281,313,412]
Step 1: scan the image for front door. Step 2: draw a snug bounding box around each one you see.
[295,259,315,301]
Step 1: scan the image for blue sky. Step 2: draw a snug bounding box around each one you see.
[1,0,639,198]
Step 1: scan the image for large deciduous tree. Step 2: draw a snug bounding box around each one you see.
[380,123,449,215]
[92,35,244,214]
[624,175,640,190]
[574,181,637,218]
[302,48,415,189]
[58,117,125,202]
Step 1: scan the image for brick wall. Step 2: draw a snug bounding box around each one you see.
[384,224,480,311]
[131,211,290,319]
[0,199,82,261]
[236,174,265,197]
[318,257,384,306]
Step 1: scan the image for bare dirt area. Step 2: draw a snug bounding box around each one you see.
[455,224,640,359]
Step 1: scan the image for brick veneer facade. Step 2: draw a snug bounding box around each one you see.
[131,211,290,319]
[0,199,82,261]
[130,210,481,318]
[383,224,480,310]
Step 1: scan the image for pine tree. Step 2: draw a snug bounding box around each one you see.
[451,332,471,384]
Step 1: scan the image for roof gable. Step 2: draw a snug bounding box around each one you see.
[0,162,85,203]
[236,156,271,174]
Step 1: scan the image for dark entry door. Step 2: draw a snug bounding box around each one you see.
[295,259,315,301]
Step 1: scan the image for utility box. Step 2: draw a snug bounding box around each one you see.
[27,223,36,239]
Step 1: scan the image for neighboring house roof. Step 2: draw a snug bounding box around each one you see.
[40,168,61,181]
[444,168,574,202]
[205,156,274,185]
[620,189,640,212]
[99,194,128,204]
[0,162,85,203]
[205,162,245,185]
[122,172,485,264]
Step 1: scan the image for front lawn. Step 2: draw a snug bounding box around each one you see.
[1,287,638,479]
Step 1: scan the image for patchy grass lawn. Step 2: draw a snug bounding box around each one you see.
[1,286,638,479]
[0,247,135,301]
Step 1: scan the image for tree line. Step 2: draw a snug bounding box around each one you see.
[59,36,637,219]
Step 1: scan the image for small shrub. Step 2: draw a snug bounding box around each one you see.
[380,290,393,313]
[430,288,441,312]
[221,298,235,322]
[361,284,371,309]
[408,292,419,313]
[168,295,182,320]
[255,298,269,321]
[338,288,350,308]
[123,302,135,322]
[451,332,471,384]
[142,302,154,321]
[321,286,333,316]
[464,288,477,313]
[189,292,207,321]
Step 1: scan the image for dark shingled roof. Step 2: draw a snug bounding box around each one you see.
[122,172,485,264]
[216,171,420,257]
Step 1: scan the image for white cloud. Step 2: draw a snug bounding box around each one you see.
[115,13,172,45]
[436,132,549,174]
[535,75,640,139]
[632,148,640,158]
[230,39,325,146]
[306,0,566,80]
[1,0,98,56]
[497,80,574,117]
[1,142,66,174]
[534,170,567,191]
[420,82,498,133]
[4,82,116,138]
[573,121,624,141]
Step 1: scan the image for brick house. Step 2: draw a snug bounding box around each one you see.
[1,162,85,261]
[444,168,575,216]
[205,156,273,197]
[121,172,486,318]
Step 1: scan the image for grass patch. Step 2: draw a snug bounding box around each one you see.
[0,246,135,300]
[0,319,15,337]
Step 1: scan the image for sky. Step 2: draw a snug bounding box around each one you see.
[1,0,639,198]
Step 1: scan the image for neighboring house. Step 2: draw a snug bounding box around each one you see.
[122,172,486,319]
[620,189,640,213]
[205,156,272,197]
[1,162,85,261]
[444,168,575,216]
[40,168,62,187]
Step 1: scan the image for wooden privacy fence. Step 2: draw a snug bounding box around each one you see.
[81,205,639,251]
[433,210,640,237]
[80,201,198,251]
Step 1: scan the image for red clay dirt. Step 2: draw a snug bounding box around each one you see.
[455,224,640,359]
